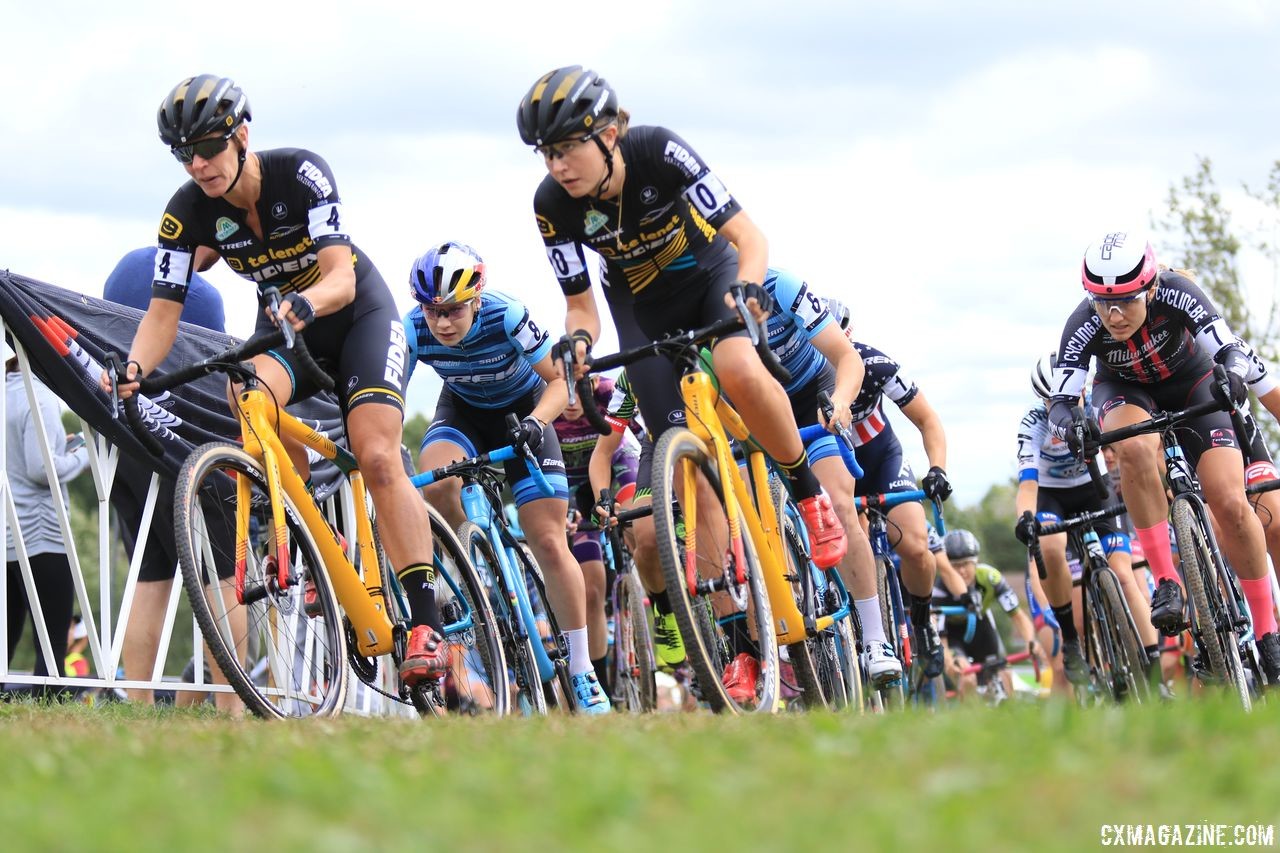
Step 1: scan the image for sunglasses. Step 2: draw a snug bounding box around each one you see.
[1090,290,1149,310]
[423,301,473,320]
[170,131,234,165]
[534,134,595,161]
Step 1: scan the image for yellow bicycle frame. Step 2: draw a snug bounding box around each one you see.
[674,371,834,645]
[232,386,394,656]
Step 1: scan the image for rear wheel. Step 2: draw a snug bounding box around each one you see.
[457,521,547,715]
[652,428,779,714]
[507,537,577,713]
[174,442,348,718]
[614,570,658,712]
[872,555,906,710]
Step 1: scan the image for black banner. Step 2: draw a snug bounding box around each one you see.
[0,271,348,500]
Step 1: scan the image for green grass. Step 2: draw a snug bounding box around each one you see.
[2,697,1278,851]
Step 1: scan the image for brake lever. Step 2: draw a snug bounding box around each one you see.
[103,352,123,420]
[264,287,295,350]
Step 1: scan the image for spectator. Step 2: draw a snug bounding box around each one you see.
[5,341,90,698]
[102,247,225,703]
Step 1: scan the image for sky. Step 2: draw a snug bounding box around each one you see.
[3,0,1280,505]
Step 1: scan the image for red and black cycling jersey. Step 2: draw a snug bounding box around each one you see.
[1051,271,1241,399]
[532,126,741,301]
[151,148,370,303]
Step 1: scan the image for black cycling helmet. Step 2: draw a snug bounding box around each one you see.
[944,529,981,562]
[517,65,618,148]
[158,75,251,146]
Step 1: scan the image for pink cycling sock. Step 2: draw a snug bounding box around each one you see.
[1240,576,1278,637]
[1135,521,1179,586]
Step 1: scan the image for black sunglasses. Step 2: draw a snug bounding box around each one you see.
[170,131,234,165]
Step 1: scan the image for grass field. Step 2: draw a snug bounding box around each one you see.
[2,697,1278,851]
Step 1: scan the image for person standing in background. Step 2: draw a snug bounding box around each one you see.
[102,247,225,703]
[5,343,90,698]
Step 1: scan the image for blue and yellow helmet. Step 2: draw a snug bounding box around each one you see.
[410,241,486,305]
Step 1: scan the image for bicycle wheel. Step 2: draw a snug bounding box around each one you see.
[1094,568,1151,704]
[651,428,780,714]
[614,569,658,712]
[422,509,510,717]
[507,537,578,713]
[873,555,906,710]
[1172,498,1251,709]
[776,496,850,710]
[173,442,348,718]
[457,521,547,715]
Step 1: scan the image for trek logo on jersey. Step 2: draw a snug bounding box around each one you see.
[296,161,333,198]
[272,202,289,220]
[536,214,557,238]
[215,217,240,241]
[159,213,183,240]
[640,186,659,204]
[584,209,609,236]
[384,320,407,388]
[663,141,701,177]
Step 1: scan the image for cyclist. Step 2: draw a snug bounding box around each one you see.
[1049,229,1280,681]
[1015,352,1159,686]
[554,373,642,693]
[825,298,954,679]
[404,241,610,714]
[517,65,848,576]
[103,75,447,690]
[937,530,1045,696]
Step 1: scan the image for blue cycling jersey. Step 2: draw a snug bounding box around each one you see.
[762,267,833,394]
[404,290,552,407]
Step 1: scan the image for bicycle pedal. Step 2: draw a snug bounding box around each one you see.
[1159,619,1189,638]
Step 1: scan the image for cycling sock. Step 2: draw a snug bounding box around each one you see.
[854,596,888,645]
[722,612,756,658]
[1052,604,1078,643]
[592,655,612,693]
[909,593,932,634]
[777,453,821,501]
[564,626,593,676]
[397,562,443,632]
[652,589,673,615]
[303,476,314,496]
[1240,576,1278,636]
[1144,643,1160,673]
[1135,522,1178,586]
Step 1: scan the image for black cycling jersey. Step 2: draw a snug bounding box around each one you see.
[153,147,406,412]
[533,125,741,302]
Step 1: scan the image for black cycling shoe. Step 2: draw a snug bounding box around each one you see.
[914,620,944,679]
[1061,639,1090,687]
[1149,579,1186,634]
[1258,632,1280,685]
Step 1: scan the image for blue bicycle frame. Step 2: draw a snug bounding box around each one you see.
[412,444,560,683]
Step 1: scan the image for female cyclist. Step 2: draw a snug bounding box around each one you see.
[404,241,610,714]
[102,75,447,690]
[516,65,847,570]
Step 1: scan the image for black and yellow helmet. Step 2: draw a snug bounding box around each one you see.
[157,75,251,146]
[517,65,617,147]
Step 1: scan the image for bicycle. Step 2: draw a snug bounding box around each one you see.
[110,290,509,718]
[1082,367,1260,710]
[411,434,579,715]
[1021,500,1152,704]
[594,490,658,713]
[957,648,1043,706]
[567,286,813,714]
[853,489,946,709]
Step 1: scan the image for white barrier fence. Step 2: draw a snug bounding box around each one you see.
[0,330,407,715]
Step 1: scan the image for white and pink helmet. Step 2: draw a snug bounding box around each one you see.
[1081,230,1159,296]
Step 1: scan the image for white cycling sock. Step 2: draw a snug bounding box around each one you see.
[564,626,592,676]
[855,596,888,645]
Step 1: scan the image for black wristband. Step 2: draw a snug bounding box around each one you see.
[571,329,594,348]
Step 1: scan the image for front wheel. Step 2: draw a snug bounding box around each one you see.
[614,570,658,712]
[173,442,348,718]
[1093,567,1151,704]
[651,428,780,714]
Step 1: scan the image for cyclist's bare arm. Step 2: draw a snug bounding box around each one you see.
[810,322,864,431]
[900,389,948,471]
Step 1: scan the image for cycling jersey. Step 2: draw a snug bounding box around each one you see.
[534,126,741,301]
[1051,271,1244,419]
[762,268,833,394]
[555,376,641,494]
[933,564,1021,615]
[153,147,406,412]
[846,342,919,447]
[1016,405,1090,488]
[153,148,367,302]
[404,290,552,408]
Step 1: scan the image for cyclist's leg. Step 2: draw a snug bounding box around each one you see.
[1199,447,1276,624]
[1102,532,1159,648]
[569,523,609,671]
